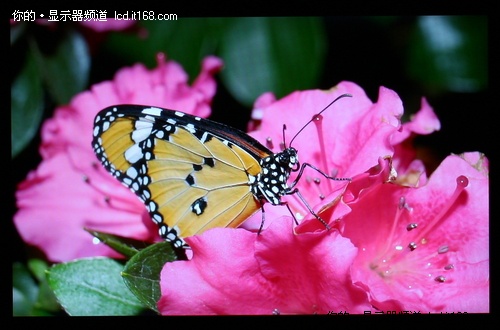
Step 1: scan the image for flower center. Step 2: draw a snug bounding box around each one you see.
[368,176,468,288]
[274,112,351,223]
[312,114,332,192]
[285,113,346,220]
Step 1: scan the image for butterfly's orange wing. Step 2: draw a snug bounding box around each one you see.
[93,105,271,248]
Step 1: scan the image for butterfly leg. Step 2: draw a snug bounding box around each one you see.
[284,203,300,226]
[289,162,351,190]
[285,188,331,230]
[258,199,300,234]
[258,199,266,235]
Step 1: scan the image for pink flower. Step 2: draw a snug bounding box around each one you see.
[79,19,136,32]
[158,218,371,315]
[343,152,489,313]
[242,82,405,232]
[157,82,408,314]
[158,82,488,315]
[14,54,223,262]
[392,97,441,187]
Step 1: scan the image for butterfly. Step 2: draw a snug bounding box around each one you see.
[92,94,351,248]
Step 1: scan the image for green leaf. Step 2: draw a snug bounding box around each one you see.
[27,259,60,313]
[11,51,44,158]
[31,29,90,104]
[84,228,151,258]
[13,260,61,316]
[10,21,26,45]
[105,18,225,80]
[12,262,39,316]
[408,16,487,93]
[47,257,145,316]
[122,241,181,312]
[27,258,50,282]
[220,17,327,106]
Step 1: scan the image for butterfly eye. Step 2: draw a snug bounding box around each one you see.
[277,148,298,168]
[278,153,289,164]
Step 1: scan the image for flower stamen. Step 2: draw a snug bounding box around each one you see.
[434,275,446,283]
[312,177,326,200]
[368,176,470,287]
[266,137,274,150]
[156,52,167,74]
[311,113,332,192]
[438,245,449,254]
[406,223,418,231]
[377,196,409,258]
[413,175,469,242]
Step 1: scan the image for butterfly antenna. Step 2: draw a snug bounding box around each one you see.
[282,124,287,149]
[289,93,352,148]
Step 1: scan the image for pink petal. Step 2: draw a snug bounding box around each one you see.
[403,97,441,136]
[14,56,222,262]
[79,19,136,32]
[343,152,489,312]
[458,152,489,177]
[246,82,405,229]
[392,97,440,186]
[14,153,148,262]
[295,156,395,235]
[159,218,370,315]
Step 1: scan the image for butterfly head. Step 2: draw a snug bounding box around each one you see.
[277,147,299,170]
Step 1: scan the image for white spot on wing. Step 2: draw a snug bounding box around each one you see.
[125,144,143,164]
[193,204,202,215]
[142,107,163,116]
[126,166,138,179]
[132,122,153,143]
[154,214,163,224]
[200,131,209,143]
[135,119,153,130]
[185,124,196,134]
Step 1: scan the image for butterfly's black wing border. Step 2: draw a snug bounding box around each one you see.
[100,104,273,161]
